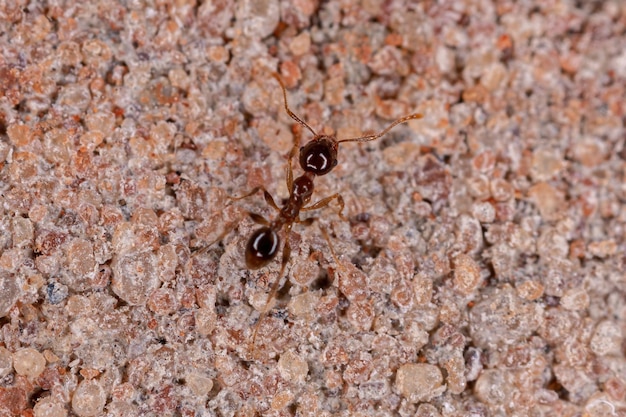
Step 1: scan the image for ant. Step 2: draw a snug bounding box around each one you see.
[224,73,421,354]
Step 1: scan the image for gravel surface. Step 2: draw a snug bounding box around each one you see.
[0,1,625,416]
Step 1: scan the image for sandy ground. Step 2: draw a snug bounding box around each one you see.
[0,0,625,416]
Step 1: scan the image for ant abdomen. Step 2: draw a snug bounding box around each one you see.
[245,227,280,269]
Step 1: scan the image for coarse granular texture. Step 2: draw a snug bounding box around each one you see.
[0,1,625,416]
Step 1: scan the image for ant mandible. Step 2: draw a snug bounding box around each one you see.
[236,73,422,352]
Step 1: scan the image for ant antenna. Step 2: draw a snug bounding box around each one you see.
[272,72,422,145]
[272,73,318,137]
[337,113,423,144]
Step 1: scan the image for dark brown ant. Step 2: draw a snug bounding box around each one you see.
[243,73,422,270]
[236,73,422,354]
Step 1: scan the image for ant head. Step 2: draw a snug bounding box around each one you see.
[246,227,280,269]
[299,135,339,176]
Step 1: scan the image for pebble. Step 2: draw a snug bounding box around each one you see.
[290,259,319,286]
[66,238,96,279]
[435,45,455,75]
[412,273,433,304]
[537,228,569,260]
[517,280,545,301]
[443,354,467,394]
[55,84,91,115]
[490,178,514,202]
[382,142,422,169]
[571,138,607,167]
[236,0,280,39]
[0,347,13,378]
[288,291,318,320]
[186,373,213,397]
[416,404,442,417]
[560,287,590,311]
[111,253,160,305]
[47,281,69,305]
[0,386,27,415]
[583,394,618,417]
[147,287,178,316]
[474,369,511,405]
[33,397,68,417]
[7,123,35,147]
[480,62,508,91]
[452,254,482,296]
[466,175,491,200]
[590,321,622,356]
[531,148,564,181]
[195,308,217,337]
[71,379,106,417]
[13,347,46,379]
[278,351,308,384]
[587,240,617,258]
[455,214,484,255]
[472,201,496,223]
[242,80,272,117]
[347,298,375,331]
[528,182,564,221]
[280,60,302,88]
[470,285,544,348]
[289,31,311,56]
[256,116,293,153]
[0,272,20,318]
[395,363,445,403]
[271,390,294,410]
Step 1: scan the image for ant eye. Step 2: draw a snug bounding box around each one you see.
[246,227,280,269]
[300,138,338,176]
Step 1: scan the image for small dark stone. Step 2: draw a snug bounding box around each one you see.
[46,281,68,305]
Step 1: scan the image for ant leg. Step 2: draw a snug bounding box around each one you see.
[302,193,346,221]
[287,156,293,193]
[192,229,233,257]
[229,186,262,201]
[230,186,279,212]
[320,226,339,264]
[296,217,316,226]
[285,123,304,191]
[250,233,292,359]
[248,212,270,226]
[192,216,241,257]
[194,190,278,257]
[319,225,351,288]
[263,190,279,211]
[272,73,317,137]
